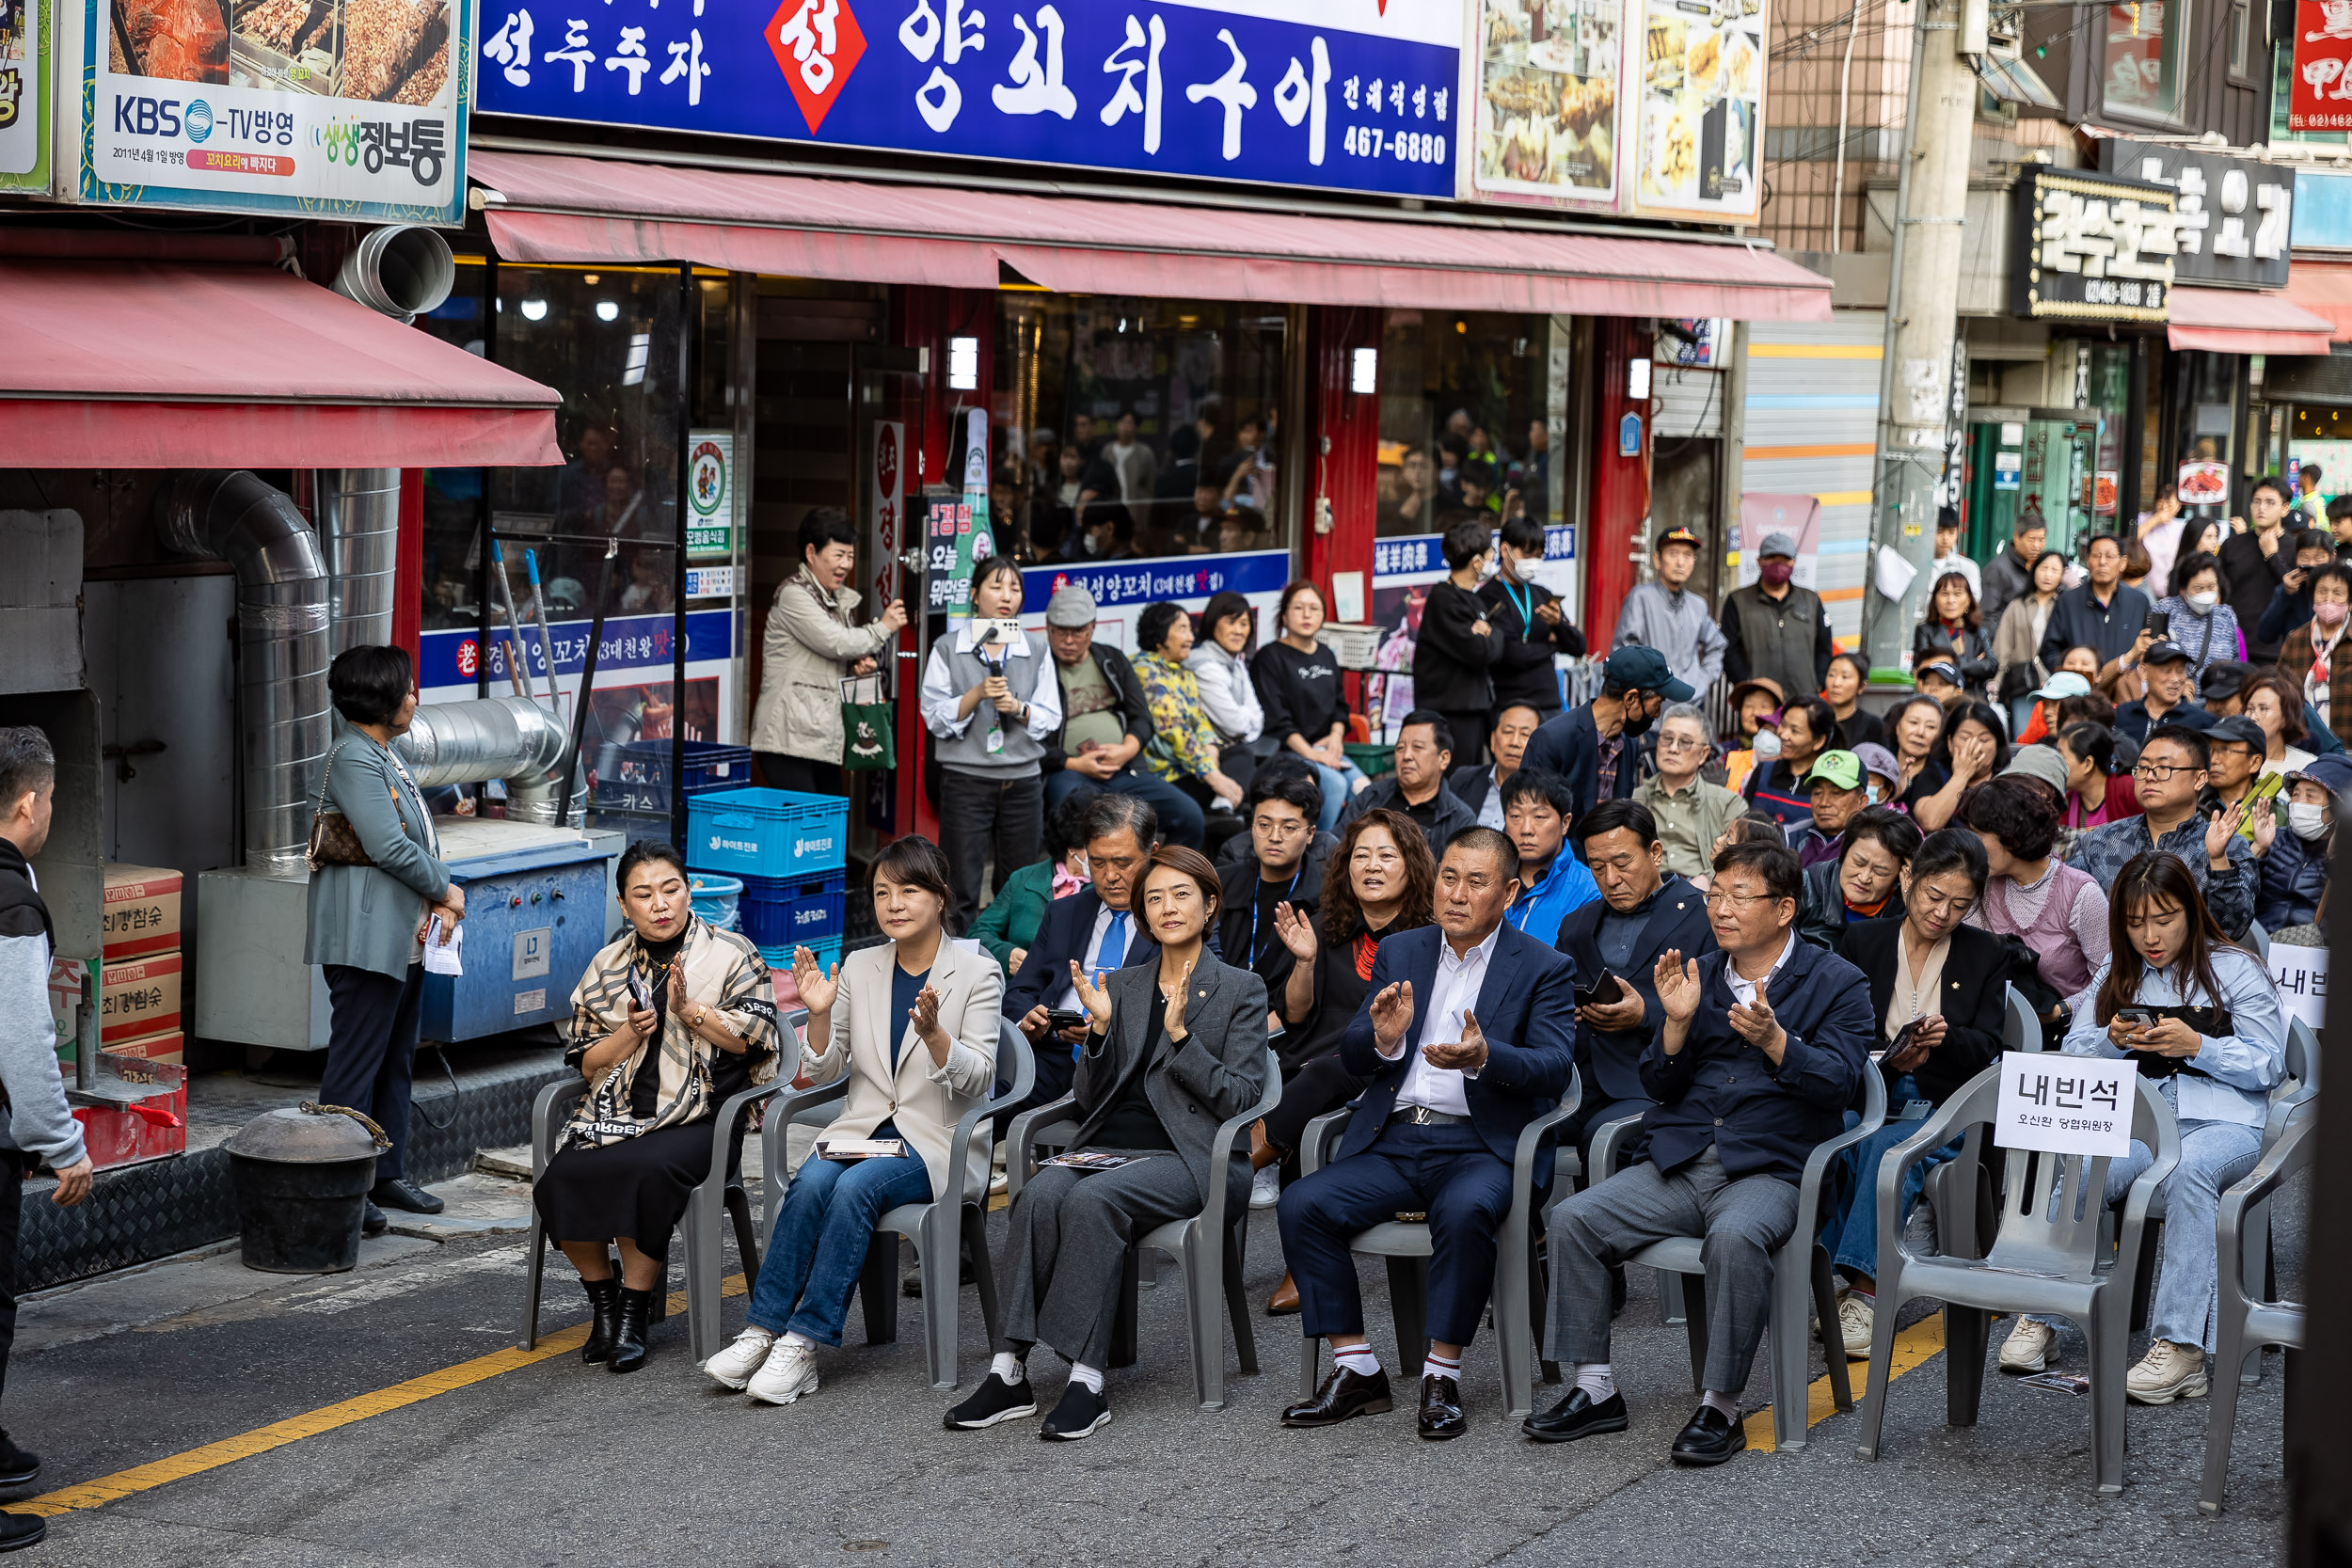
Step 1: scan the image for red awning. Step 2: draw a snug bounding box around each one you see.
[471,150,1834,324]
[2166,285,2337,356]
[2285,262,2352,344]
[0,259,564,467]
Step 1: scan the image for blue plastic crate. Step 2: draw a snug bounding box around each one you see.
[686,787,849,879]
[592,741,755,816]
[760,934,842,979]
[739,869,846,951]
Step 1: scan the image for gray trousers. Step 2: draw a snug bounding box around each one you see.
[1547,1148,1799,1395]
[996,1150,1203,1369]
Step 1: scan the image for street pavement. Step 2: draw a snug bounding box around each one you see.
[0,1165,2296,1567]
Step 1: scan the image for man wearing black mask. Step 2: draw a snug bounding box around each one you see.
[1520,646,1693,829]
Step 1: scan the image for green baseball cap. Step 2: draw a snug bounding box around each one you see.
[1807,750,1864,792]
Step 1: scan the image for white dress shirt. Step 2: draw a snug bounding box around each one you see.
[1476,767,1506,831]
[1383,924,1501,1117]
[1726,930,1799,1010]
[918,623,1064,741]
[1055,902,1134,1013]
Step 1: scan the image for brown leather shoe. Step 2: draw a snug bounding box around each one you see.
[1265,1273,1301,1316]
[1419,1373,1467,1440]
[1281,1366,1393,1427]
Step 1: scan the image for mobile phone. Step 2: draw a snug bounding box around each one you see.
[2143,610,2170,637]
[1044,1007,1090,1033]
[1574,973,1629,1008]
[2116,1007,2158,1029]
[1887,1019,1922,1055]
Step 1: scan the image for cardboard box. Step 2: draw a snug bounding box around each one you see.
[106,1028,183,1066]
[100,953,183,1045]
[103,863,183,960]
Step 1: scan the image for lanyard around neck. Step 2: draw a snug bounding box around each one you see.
[1248,869,1302,961]
[1501,575,1534,631]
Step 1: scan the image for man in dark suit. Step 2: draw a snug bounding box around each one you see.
[1519,646,1692,831]
[1278,827,1578,1439]
[1449,703,1543,831]
[1551,800,1714,1165]
[1216,766,1327,1022]
[1528,838,1871,1466]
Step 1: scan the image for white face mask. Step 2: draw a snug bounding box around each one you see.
[2185,592,2218,613]
[1513,554,1541,583]
[2289,801,2330,841]
[1753,729,1783,761]
[1081,532,1102,556]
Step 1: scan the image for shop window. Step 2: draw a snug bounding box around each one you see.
[410,260,492,635]
[2103,1,2181,121]
[1375,309,1551,538]
[993,294,1290,562]
[2231,0,2250,82]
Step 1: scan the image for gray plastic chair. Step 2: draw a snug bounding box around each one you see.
[1002,1046,1280,1410]
[1922,985,2042,1263]
[1292,1069,1580,1421]
[2199,1100,2313,1517]
[518,1071,784,1362]
[1582,1065,1885,1449]
[760,1018,1034,1390]
[1856,1067,2179,1493]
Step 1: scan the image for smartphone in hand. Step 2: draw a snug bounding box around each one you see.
[1574,973,1629,1008]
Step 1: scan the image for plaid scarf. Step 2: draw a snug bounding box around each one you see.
[561,915,779,1150]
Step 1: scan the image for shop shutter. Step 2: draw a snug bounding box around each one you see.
[2265,348,2352,404]
[1654,365,1726,439]
[1739,312,1885,647]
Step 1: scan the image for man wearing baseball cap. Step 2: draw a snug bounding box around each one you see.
[2113,639,2213,746]
[1723,531,1836,701]
[1788,749,1869,870]
[1036,583,1207,849]
[1611,526,1726,694]
[1520,645,1695,828]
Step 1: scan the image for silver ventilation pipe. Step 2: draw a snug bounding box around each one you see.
[393,695,580,827]
[333,225,457,324]
[317,469,402,652]
[159,471,331,879]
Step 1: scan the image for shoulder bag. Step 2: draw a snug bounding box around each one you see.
[305,742,375,869]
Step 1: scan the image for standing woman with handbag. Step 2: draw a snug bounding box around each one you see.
[303,645,463,1234]
[920,555,1062,933]
[751,507,908,796]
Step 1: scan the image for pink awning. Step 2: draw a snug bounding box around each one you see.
[2285,262,2352,344]
[0,259,564,467]
[2167,285,2337,356]
[472,150,1834,324]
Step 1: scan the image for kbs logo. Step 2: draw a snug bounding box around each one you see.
[113,95,192,137]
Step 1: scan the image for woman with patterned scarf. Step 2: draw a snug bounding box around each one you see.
[534,841,779,1373]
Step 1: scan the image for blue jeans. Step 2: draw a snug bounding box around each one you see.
[1827,1076,1958,1283]
[1306,759,1368,832]
[1042,764,1205,849]
[746,1147,931,1346]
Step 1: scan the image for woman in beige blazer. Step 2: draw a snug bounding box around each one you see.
[705,835,1000,1405]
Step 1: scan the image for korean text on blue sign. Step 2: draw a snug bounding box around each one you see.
[1021,549,1291,613]
[1373,526,1575,581]
[420,610,735,689]
[476,0,1460,200]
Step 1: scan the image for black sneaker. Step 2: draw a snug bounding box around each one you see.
[0,1513,44,1552]
[372,1178,445,1215]
[1041,1381,1110,1441]
[0,1438,37,1489]
[945,1373,1036,1430]
[361,1201,389,1237]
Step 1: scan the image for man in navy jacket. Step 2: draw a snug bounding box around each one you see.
[1278,828,1577,1440]
[1518,646,1691,830]
[1528,838,1870,1466]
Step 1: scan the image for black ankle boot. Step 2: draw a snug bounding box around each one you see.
[580,1277,622,1365]
[607,1288,655,1373]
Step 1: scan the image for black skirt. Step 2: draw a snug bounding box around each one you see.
[533,1119,714,1249]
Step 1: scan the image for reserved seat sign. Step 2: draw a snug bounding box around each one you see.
[1992,1053,2137,1159]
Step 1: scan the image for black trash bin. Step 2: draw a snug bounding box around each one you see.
[223,1103,388,1274]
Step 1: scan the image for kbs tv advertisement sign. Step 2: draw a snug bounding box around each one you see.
[78,0,471,218]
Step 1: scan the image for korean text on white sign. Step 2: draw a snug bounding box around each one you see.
[1992,1051,2137,1160]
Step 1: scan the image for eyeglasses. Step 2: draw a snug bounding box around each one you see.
[1702,889,1783,909]
[1658,735,1710,752]
[2131,761,2196,781]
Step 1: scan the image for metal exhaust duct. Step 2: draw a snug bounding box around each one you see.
[332,225,456,324]
[159,472,331,879]
[394,695,580,827]
[317,469,401,652]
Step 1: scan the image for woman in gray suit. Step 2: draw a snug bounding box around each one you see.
[304,645,462,1233]
[946,845,1268,1441]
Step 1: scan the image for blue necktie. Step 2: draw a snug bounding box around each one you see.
[1081,913,1129,1061]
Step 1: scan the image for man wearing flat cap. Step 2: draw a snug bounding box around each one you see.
[1613,527,1727,695]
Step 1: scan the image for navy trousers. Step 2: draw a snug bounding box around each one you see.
[1277,1118,1519,1349]
[321,961,423,1182]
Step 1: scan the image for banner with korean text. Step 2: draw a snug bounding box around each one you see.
[476,0,1461,201]
[1,0,47,191]
[2292,0,2352,133]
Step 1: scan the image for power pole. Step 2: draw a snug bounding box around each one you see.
[1863,0,1979,673]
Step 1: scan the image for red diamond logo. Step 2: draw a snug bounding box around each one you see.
[766,0,865,134]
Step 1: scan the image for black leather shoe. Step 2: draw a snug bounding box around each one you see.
[1522,1387,1629,1444]
[1281,1366,1394,1427]
[1610,1264,1629,1318]
[373,1178,445,1214]
[945,1373,1037,1430]
[579,1276,622,1365]
[361,1200,388,1237]
[1670,1404,1746,1465]
[0,1513,43,1553]
[1041,1382,1111,1441]
[1418,1373,1467,1440]
[0,1436,40,1489]
[607,1288,655,1373]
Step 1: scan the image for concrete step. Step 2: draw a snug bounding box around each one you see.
[474,1145,532,1181]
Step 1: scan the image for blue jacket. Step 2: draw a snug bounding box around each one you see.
[1519,705,1637,829]
[1506,854,1598,948]
[1338,921,1578,1169]
[1552,875,1715,1106]
[1637,936,1874,1183]
[2258,828,2328,930]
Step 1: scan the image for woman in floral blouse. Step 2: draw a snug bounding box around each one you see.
[1132,602,1246,826]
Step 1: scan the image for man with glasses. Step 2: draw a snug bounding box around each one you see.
[2065,724,2256,939]
[2197,716,2268,816]
[1527,837,1871,1465]
[1632,704,1748,881]
[1522,645,1695,830]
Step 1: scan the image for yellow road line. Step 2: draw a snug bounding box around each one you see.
[1742,1313,1946,1453]
[18,1272,747,1519]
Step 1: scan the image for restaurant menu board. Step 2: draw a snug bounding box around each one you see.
[1631,0,1762,220]
[77,0,469,219]
[1471,0,1624,207]
[0,0,44,187]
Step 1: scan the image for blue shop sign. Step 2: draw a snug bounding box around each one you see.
[476,0,1461,200]
[419,610,736,689]
[1022,548,1292,612]
[1373,525,1574,582]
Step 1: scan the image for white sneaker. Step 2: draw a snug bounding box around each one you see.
[2126,1339,2209,1404]
[746,1339,820,1405]
[703,1326,775,1391]
[1837,1293,1874,1361]
[1249,1165,1281,1211]
[1999,1317,2056,1374]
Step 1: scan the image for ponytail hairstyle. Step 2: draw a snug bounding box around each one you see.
[2094,852,2226,1027]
